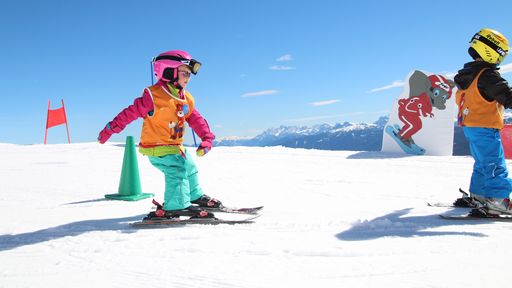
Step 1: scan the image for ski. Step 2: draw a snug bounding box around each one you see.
[428,202,477,208]
[150,199,263,215]
[428,188,476,208]
[428,202,458,208]
[201,205,264,214]
[440,206,512,221]
[439,214,512,221]
[130,214,261,228]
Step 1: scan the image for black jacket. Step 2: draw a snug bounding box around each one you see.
[454,61,512,108]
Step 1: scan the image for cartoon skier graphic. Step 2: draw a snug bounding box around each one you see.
[397,93,433,143]
[169,104,189,140]
[385,71,455,155]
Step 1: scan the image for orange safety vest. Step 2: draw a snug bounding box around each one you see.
[139,84,195,147]
[456,68,504,129]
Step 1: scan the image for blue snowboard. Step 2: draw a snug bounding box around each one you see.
[385,125,426,155]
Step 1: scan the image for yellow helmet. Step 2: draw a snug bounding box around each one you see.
[469,28,509,64]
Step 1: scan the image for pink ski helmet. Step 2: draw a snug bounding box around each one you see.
[152,50,201,82]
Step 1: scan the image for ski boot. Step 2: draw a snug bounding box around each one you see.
[481,198,512,216]
[191,194,223,208]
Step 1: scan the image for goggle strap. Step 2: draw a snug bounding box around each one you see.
[154,55,200,66]
[153,55,201,74]
[471,33,507,57]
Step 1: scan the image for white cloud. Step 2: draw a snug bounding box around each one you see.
[431,65,512,78]
[501,63,512,74]
[368,80,405,93]
[276,54,293,62]
[241,90,279,98]
[443,71,457,79]
[269,65,295,70]
[310,99,341,106]
[285,112,365,122]
[285,110,389,123]
[367,66,512,94]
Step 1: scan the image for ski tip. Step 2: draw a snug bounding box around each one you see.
[246,214,262,221]
[428,202,452,208]
[439,214,478,220]
[247,206,264,212]
[439,214,457,220]
[214,205,264,214]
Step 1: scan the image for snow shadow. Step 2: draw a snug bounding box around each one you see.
[347,151,412,159]
[0,215,144,251]
[336,208,487,241]
[63,198,112,205]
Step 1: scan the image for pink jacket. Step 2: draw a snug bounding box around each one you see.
[108,81,215,143]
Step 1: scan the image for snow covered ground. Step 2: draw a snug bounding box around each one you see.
[1,143,511,288]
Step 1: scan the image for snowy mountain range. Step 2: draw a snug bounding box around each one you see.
[215,116,474,155]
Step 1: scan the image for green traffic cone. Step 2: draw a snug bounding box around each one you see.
[105,136,153,201]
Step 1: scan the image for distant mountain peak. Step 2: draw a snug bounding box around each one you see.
[215,116,389,150]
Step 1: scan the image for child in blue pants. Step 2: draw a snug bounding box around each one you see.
[455,28,512,215]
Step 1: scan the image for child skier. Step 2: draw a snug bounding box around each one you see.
[98,50,221,219]
[454,28,512,216]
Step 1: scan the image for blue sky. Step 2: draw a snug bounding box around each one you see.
[2,0,512,144]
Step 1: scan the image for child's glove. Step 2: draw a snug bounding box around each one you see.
[97,123,114,144]
[196,140,212,157]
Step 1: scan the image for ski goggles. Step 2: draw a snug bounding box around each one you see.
[153,55,202,74]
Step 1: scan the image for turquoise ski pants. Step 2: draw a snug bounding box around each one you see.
[148,150,204,210]
[464,127,512,199]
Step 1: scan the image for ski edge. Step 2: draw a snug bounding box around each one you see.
[439,214,512,221]
[428,203,455,208]
[203,205,264,214]
[427,203,475,208]
[130,214,261,227]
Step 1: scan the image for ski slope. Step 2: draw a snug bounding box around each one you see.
[1,143,511,288]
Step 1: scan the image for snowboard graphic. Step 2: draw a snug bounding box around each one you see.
[382,70,457,156]
[385,124,425,155]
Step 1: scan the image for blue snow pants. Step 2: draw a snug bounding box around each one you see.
[148,150,204,210]
[464,126,512,199]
